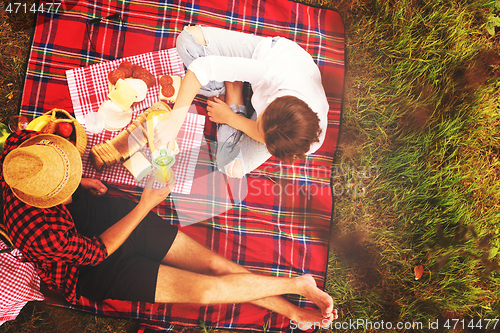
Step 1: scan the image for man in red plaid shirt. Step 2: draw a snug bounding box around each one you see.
[1,130,336,329]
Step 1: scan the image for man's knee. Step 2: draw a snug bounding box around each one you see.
[205,256,235,275]
[226,159,245,178]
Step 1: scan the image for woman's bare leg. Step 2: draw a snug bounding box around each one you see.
[224,81,244,106]
[185,26,207,46]
[218,80,245,177]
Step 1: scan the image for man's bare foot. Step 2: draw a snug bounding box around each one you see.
[290,308,336,330]
[297,275,334,317]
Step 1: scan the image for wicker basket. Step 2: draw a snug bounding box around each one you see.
[42,109,88,157]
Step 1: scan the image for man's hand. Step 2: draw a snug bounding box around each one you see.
[81,178,107,196]
[100,175,174,256]
[139,175,174,211]
[207,97,238,125]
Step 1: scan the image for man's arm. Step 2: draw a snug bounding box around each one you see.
[99,177,172,256]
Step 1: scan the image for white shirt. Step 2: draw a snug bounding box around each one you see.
[188,37,328,154]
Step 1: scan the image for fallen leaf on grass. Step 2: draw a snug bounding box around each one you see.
[414,265,424,280]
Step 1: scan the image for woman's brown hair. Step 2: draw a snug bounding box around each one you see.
[261,96,321,163]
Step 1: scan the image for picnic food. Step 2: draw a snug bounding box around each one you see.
[90,101,171,171]
[98,100,133,131]
[25,109,87,156]
[118,60,134,77]
[107,60,135,85]
[106,61,154,109]
[124,78,148,102]
[108,79,138,111]
[108,68,127,85]
[84,112,105,134]
[159,74,181,102]
[0,123,10,153]
[122,151,154,182]
[56,122,73,137]
[132,64,155,88]
[100,63,155,132]
[26,114,52,131]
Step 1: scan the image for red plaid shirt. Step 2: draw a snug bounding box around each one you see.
[1,131,108,304]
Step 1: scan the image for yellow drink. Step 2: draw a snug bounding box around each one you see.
[154,166,174,185]
[146,110,175,169]
[146,110,175,186]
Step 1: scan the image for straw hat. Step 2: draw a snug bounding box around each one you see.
[3,134,82,208]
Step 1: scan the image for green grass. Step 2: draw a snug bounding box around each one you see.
[0,0,36,125]
[1,0,500,332]
[324,0,500,331]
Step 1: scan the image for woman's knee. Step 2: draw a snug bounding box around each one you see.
[176,26,206,66]
[185,26,206,46]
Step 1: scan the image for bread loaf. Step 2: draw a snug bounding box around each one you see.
[90,101,172,171]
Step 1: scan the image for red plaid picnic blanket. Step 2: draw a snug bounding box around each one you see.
[20,0,344,332]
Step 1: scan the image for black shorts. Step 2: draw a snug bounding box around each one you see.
[66,185,178,303]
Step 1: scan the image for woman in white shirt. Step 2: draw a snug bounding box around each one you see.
[154,26,328,178]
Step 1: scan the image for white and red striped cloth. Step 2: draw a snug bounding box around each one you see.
[66,48,205,194]
[0,240,44,326]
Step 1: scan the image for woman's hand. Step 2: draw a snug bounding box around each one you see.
[207,97,237,125]
[80,178,107,196]
[154,70,202,149]
[153,110,183,149]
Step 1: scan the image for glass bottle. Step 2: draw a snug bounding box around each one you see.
[146,110,175,185]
